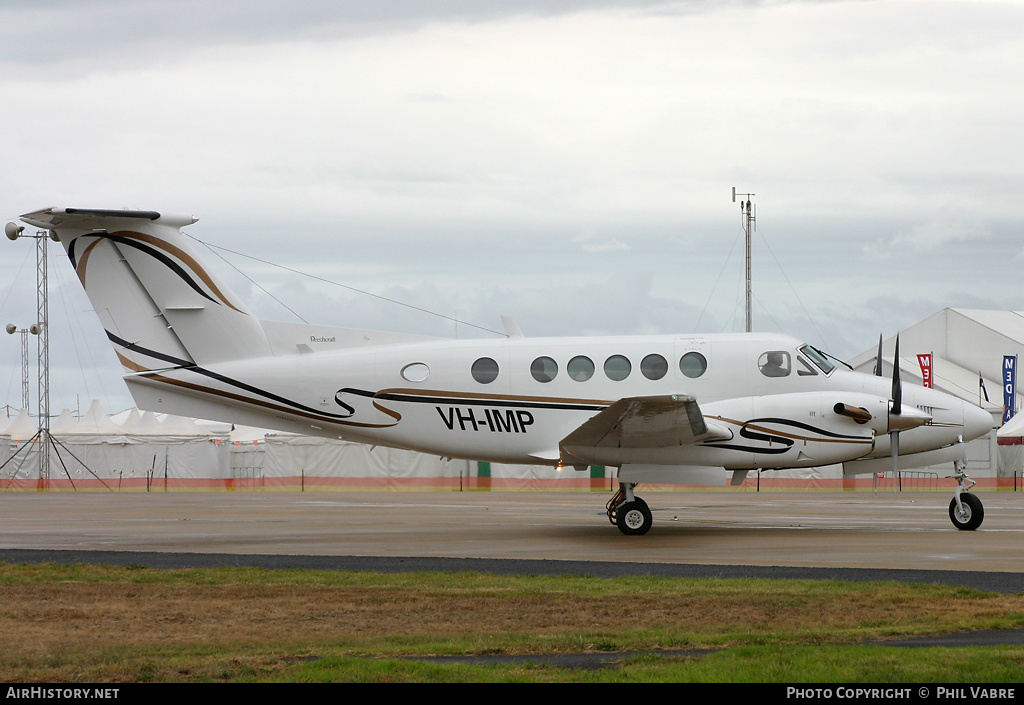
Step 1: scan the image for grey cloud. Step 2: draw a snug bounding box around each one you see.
[0,0,721,73]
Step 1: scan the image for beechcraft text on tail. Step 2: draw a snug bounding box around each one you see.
[10,207,994,534]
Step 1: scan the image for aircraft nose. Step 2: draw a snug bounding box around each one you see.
[962,402,994,441]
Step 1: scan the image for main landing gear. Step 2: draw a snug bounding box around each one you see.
[607,483,653,536]
[948,461,984,531]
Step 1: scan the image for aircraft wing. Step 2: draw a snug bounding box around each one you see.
[559,394,730,466]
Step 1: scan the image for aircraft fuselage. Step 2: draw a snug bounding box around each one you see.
[124,329,991,470]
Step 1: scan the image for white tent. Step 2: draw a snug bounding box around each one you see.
[996,413,1024,478]
[228,425,269,486]
[64,400,123,435]
[3,404,607,491]
[259,434,471,490]
[31,402,231,490]
[155,413,213,436]
[137,411,164,434]
[0,412,11,467]
[51,409,78,434]
[117,407,144,433]
[0,409,41,484]
[5,408,38,441]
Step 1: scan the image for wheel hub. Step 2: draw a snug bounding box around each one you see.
[623,509,645,530]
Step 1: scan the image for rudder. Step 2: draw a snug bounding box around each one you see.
[20,208,272,371]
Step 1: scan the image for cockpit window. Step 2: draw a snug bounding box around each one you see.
[799,344,836,375]
[796,356,818,376]
[758,351,791,377]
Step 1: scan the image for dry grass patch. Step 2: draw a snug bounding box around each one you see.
[1,561,1023,676]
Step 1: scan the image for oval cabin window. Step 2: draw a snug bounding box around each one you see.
[471,357,500,384]
[531,356,558,383]
[401,362,430,383]
[641,353,668,380]
[679,351,707,379]
[604,355,631,381]
[567,356,595,382]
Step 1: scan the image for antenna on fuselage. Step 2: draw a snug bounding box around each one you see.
[732,188,756,333]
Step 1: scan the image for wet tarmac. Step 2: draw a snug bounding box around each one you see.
[0,490,1021,591]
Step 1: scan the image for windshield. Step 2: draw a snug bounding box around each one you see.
[799,344,836,375]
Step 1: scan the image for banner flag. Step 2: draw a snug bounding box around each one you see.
[1003,355,1017,424]
[917,354,932,388]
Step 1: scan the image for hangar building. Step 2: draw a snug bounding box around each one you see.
[848,308,1020,484]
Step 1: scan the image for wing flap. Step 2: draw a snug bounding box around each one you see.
[560,395,730,465]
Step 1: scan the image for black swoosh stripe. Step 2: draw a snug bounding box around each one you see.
[704,417,871,455]
[102,233,220,306]
[107,331,193,368]
[746,417,871,441]
[107,331,355,423]
[69,231,218,307]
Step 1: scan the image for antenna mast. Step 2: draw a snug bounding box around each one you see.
[5,222,52,483]
[36,229,50,482]
[4,324,31,411]
[732,188,756,332]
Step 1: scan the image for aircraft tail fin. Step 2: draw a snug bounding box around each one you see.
[19,207,272,371]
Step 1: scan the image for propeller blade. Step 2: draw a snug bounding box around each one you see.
[874,334,883,377]
[890,429,900,492]
[891,335,902,414]
[889,335,903,493]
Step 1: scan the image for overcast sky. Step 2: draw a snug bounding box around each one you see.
[1,0,1022,417]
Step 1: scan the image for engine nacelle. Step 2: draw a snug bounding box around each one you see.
[697,391,893,468]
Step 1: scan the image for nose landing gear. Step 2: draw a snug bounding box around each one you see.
[948,461,984,531]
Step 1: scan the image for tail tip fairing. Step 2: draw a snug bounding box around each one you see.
[20,207,197,231]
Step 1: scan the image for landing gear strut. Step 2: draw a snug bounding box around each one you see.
[607,483,653,535]
[948,460,984,531]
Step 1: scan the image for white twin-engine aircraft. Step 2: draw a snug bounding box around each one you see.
[14,208,994,535]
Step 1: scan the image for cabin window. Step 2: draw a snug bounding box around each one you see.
[471,357,499,384]
[568,355,595,382]
[604,354,631,381]
[758,351,791,378]
[531,356,558,383]
[641,353,668,380]
[401,362,430,382]
[679,351,707,379]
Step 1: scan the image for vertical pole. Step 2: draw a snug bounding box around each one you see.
[744,199,753,333]
[35,231,50,485]
[732,188,755,333]
[19,329,29,411]
[5,325,32,412]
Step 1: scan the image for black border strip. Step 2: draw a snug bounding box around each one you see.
[349,388,607,412]
[64,208,161,220]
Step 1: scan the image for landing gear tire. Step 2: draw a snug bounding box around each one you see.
[616,500,653,536]
[949,493,984,531]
